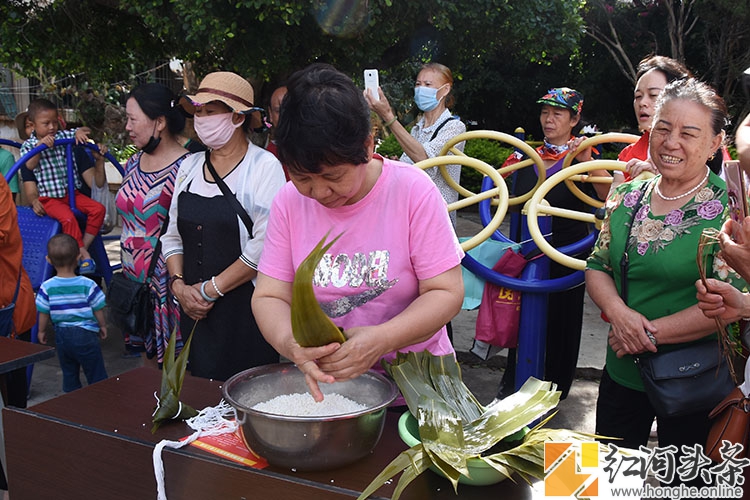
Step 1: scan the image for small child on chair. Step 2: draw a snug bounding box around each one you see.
[20,98,106,274]
[36,234,109,392]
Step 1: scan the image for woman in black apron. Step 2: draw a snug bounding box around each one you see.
[162,71,286,381]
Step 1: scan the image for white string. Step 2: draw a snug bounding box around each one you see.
[153,400,238,500]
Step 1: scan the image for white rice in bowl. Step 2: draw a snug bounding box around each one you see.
[250,393,367,417]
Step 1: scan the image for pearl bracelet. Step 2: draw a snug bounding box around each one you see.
[211,276,225,297]
[200,280,218,302]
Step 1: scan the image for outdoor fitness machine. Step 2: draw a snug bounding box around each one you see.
[420,131,638,392]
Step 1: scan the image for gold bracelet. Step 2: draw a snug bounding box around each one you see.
[384,116,397,128]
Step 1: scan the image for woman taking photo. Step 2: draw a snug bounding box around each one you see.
[253,64,464,401]
[163,72,286,381]
[586,79,739,485]
[116,83,190,365]
[365,62,466,225]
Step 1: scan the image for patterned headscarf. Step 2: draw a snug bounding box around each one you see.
[537,87,584,115]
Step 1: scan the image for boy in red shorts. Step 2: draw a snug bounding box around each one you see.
[20,98,106,274]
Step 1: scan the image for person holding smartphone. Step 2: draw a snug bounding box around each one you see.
[364,63,466,226]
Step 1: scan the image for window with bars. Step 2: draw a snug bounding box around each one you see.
[0,67,17,118]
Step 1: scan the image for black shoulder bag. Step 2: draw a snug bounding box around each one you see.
[429,115,458,141]
[108,216,169,340]
[204,151,253,233]
[622,181,734,418]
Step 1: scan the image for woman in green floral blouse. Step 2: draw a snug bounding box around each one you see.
[586,79,742,468]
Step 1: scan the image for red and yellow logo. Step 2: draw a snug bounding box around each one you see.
[544,442,599,497]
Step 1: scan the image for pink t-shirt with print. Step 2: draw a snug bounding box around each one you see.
[258,157,464,364]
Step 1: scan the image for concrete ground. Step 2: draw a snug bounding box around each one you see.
[25,210,608,436]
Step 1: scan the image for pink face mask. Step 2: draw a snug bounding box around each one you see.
[193,112,244,149]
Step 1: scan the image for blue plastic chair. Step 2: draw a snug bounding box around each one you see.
[16,206,60,292]
[16,206,61,387]
[5,139,124,391]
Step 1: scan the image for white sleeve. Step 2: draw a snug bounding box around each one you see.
[161,154,201,259]
[239,148,286,270]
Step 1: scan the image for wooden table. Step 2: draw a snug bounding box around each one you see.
[0,336,55,492]
[3,367,536,499]
[0,336,54,375]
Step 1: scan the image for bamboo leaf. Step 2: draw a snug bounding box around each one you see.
[357,445,427,500]
[291,231,347,347]
[427,354,484,422]
[152,323,199,433]
[365,352,609,500]
[417,398,469,480]
[461,378,560,455]
[390,360,444,418]
[391,451,430,500]
[423,446,462,493]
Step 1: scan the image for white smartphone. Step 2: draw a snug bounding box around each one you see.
[364,69,379,101]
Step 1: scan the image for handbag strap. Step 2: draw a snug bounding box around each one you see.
[9,267,21,304]
[430,115,458,141]
[619,183,650,304]
[145,215,170,285]
[204,151,254,233]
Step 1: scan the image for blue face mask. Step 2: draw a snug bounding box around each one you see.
[414,85,446,112]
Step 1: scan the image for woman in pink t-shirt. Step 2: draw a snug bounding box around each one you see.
[253,64,465,401]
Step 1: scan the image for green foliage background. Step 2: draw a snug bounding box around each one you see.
[0,0,748,141]
[376,135,514,194]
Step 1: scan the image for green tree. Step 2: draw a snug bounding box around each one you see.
[582,0,750,122]
[0,0,585,119]
[0,0,165,86]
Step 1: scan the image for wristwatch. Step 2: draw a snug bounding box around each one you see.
[168,273,184,293]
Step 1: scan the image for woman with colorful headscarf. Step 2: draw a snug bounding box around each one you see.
[498,87,608,400]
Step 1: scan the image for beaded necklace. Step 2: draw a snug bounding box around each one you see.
[654,166,710,201]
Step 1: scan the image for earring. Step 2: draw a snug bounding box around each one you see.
[708,152,716,161]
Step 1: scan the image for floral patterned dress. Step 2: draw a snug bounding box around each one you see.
[586,171,744,391]
[115,151,189,363]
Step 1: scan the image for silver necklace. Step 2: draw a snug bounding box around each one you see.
[654,167,710,201]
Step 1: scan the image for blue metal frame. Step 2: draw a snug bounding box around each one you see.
[4,138,125,388]
[463,165,597,391]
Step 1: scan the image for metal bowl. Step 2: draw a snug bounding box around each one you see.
[222,363,399,471]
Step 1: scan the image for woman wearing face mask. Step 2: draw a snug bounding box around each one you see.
[365,62,466,225]
[116,83,190,364]
[162,72,286,381]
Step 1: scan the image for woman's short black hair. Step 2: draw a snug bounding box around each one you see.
[128,83,186,136]
[635,55,692,84]
[276,63,371,174]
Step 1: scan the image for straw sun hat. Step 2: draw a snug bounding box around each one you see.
[180,71,264,130]
[15,111,30,141]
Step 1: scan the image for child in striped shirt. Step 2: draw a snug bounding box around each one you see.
[36,234,108,392]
